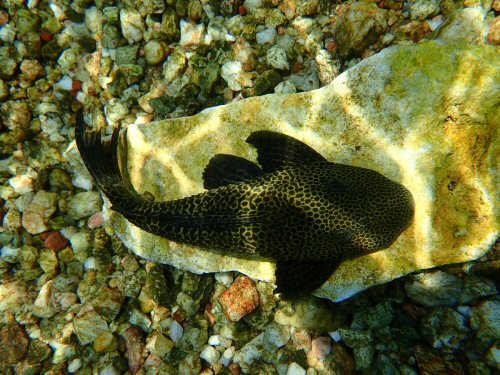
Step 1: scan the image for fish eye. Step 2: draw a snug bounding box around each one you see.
[326,178,348,194]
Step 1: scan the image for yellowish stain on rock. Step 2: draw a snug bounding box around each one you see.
[104,41,499,302]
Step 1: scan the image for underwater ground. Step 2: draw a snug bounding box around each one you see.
[0,0,499,374]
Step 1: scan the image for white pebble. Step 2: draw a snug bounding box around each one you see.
[200,345,220,365]
[84,257,96,270]
[256,28,277,45]
[180,20,206,48]
[214,272,233,287]
[56,76,73,91]
[99,364,120,375]
[266,45,289,70]
[49,3,65,19]
[221,61,243,91]
[1,245,19,263]
[68,358,82,373]
[220,346,235,366]
[287,362,306,375]
[169,320,183,342]
[328,330,341,342]
[8,174,34,195]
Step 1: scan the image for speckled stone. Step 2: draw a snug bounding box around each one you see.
[102,41,499,303]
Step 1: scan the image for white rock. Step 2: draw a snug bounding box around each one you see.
[70,232,89,261]
[266,45,289,70]
[0,281,27,312]
[220,346,235,366]
[274,81,296,94]
[84,257,96,270]
[200,345,220,364]
[99,364,120,375]
[8,174,34,194]
[214,272,234,287]
[206,16,235,43]
[85,6,104,35]
[221,61,252,91]
[328,331,341,342]
[32,280,56,318]
[67,191,102,220]
[243,0,263,13]
[55,75,73,91]
[256,28,277,45]
[1,245,19,263]
[409,0,440,20]
[169,319,183,342]
[105,99,129,122]
[2,208,22,232]
[68,358,82,373]
[22,190,58,234]
[120,9,144,43]
[179,20,206,48]
[287,362,306,375]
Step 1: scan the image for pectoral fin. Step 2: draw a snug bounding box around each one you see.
[274,258,340,299]
[203,154,263,189]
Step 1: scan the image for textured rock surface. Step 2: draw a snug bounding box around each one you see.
[103,41,499,302]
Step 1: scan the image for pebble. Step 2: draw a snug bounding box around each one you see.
[179,20,206,48]
[120,8,144,43]
[256,28,277,44]
[145,332,174,357]
[1,245,19,263]
[22,190,58,234]
[409,0,440,21]
[221,61,247,91]
[32,279,56,318]
[220,346,235,366]
[266,45,289,70]
[214,271,234,287]
[169,319,184,342]
[405,270,463,307]
[8,174,34,195]
[44,231,69,251]
[459,274,497,304]
[421,307,469,353]
[218,276,260,322]
[73,310,109,345]
[263,321,291,348]
[87,211,104,228]
[70,232,89,262]
[106,99,129,122]
[55,75,73,91]
[287,362,306,375]
[67,191,103,220]
[0,281,27,312]
[68,358,82,373]
[274,296,344,331]
[470,300,500,345]
[123,327,145,374]
[0,321,30,367]
[311,336,332,359]
[200,344,221,365]
[144,40,169,66]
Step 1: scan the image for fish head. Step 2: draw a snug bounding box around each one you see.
[321,163,415,252]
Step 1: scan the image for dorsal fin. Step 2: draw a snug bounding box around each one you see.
[202,154,263,189]
[246,131,327,173]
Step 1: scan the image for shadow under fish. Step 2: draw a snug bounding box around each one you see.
[75,110,415,298]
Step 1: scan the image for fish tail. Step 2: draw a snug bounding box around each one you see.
[75,110,143,214]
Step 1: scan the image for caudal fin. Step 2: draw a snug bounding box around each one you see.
[75,109,141,214]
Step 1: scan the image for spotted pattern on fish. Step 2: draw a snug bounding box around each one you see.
[75,110,415,297]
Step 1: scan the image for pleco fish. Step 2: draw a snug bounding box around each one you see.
[75,110,414,298]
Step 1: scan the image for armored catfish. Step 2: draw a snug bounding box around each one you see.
[75,110,415,297]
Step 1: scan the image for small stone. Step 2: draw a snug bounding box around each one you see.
[94,331,119,352]
[32,279,56,318]
[0,79,9,100]
[120,8,144,43]
[67,191,102,220]
[459,274,497,304]
[287,362,306,375]
[214,272,234,287]
[256,28,277,45]
[0,46,18,80]
[87,212,104,228]
[163,46,187,84]
[274,296,345,331]
[352,301,395,330]
[200,344,220,364]
[311,336,332,359]
[146,332,174,357]
[179,325,208,352]
[22,190,58,234]
[421,308,469,353]
[470,300,500,345]
[263,321,290,348]
[44,231,69,251]
[20,59,45,82]
[353,345,375,370]
[179,20,205,48]
[123,327,145,374]
[439,7,488,44]
[221,346,235,366]
[3,208,22,233]
[27,339,52,363]
[73,310,109,345]
[218,276,260,322]
[274,80,296,94]
[266,45,289,70]
[486,342,500,366]
[0,281,27,312]
[208,334,232,348]
[106,99,129,122]
[144,40,169,66]
[66,358,82,373]
[8,174,34,195]
[170,319,184,342]
[39,248,58,275]
[405,270,463,307]
[1,245,19,263]
[0,321,29,367]
[221,61,252,91]
[409,0,440,20]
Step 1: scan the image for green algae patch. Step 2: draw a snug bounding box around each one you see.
[103,41,499,302]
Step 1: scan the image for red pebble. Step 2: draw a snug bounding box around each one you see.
[44,231,69,251]
[218,276,260,322]
[40,31,52,43]
[239,5,247,16]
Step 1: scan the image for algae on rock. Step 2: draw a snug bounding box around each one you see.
[95,41,499,302]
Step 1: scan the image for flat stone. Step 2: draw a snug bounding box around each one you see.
[218,276,260,322]
[99,41,499,302]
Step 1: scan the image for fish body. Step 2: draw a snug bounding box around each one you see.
[75,111,414,297]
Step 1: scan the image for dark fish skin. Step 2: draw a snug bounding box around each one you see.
[75,110,414,297]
